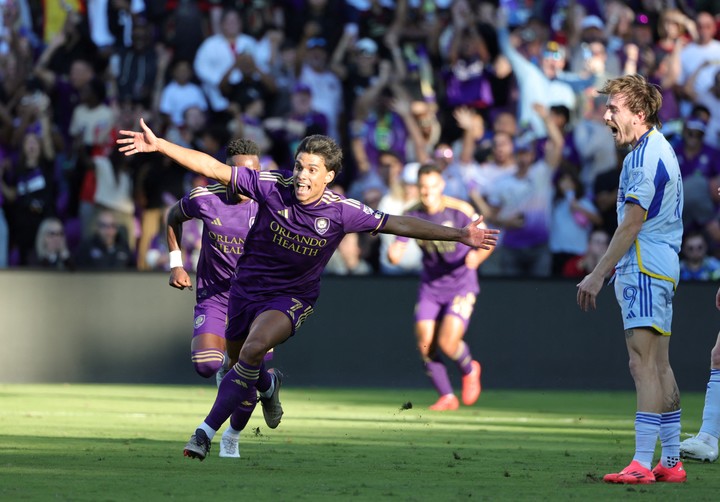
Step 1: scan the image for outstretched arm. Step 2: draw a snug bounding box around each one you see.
[166,201,193,290]
[381,214,499,250]
[117,118,232,185]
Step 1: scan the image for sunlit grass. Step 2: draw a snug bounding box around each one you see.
[0,384,717,501]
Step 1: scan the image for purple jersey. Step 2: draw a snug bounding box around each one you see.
[676,144,720,180]
[180,183,258,300]
[398,196,479,295]
[227,167,388,302]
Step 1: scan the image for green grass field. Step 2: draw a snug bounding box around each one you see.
[0,384,718,501]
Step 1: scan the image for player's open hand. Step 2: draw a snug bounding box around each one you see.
[169,266,193,291]
[576,272,603,311]
[462,216,500,250]
[117,118,159,156]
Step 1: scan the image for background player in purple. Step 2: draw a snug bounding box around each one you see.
[118,119,499,461]
[388,163,493,411]
[167,138,260,385]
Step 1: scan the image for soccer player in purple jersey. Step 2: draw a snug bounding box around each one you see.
[166,138,279,458]
[388,163,493,411]
[118,119,499,461]
[167,138,260,383]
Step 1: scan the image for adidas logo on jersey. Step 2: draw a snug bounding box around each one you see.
[626,311,636,319]
[211,217,222,226]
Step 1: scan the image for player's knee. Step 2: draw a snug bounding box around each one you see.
[191,348,225,378]
[239,339,270,365]
[627,356,655,381]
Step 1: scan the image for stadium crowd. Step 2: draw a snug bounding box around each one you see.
[0,0,719,277]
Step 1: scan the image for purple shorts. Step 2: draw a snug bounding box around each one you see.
[226,295,315,342]
[414,285,477,330]
[193,297,228,339]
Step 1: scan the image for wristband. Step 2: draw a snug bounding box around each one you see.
[169,250,183,269]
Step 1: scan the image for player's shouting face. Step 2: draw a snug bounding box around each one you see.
[603,94,637,148]
[293,152,335,204]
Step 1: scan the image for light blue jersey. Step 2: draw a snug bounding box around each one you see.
[615,128,684,286]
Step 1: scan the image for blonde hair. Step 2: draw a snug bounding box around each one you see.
[35,217,66,259]
[658,9,689,39]
[598,74,663,129]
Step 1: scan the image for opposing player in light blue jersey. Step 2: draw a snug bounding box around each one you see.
[680,189,720,462]
[679,295,720,462]
[118,119,500,462]
[388,163,493,411]
[576,74,686,484]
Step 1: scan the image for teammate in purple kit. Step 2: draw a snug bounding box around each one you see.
[117,119,499,461]
[166,138,260,388]
[388,163,493,411]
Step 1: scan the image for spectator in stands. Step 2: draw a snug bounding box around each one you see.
[28,216,74,270]
[2,124,56,265]
[573,90,618,194]
[324,232,373,276]
[158,59,209,129]
[433,142,469,202]
[467,130,517,213]
[377,157,422,276]
[549,163,601,276]
[112,18,163,108]
[33,10,99,93]
[284,0,349,48]
[603,1,636,55]
[165,106,209,149]
[495,8,577,138]
[135,148,187,271]
[297,37,343,141]
[86,0,146,57]
[331,32,394,149]
[263,83,328,168]
[75,209,134,270]
[159,0,207,64]
[682,62,720,149]
[92,149,136,252]
[656,9,697,57]
[218,45,277,117]
[226,87,271,155]
[68,76,116,236]
[567,15,622,87]
[267,38,301,117]
[538,105,581,174]
[348,79,410,199]
[705,69,720,149]
[193,8,260,116]
[480,104,564,277]
[592,147,624,238]
[561,228,610,279]
[673,118,720,239]
[677,11,720,116]
[442,16,496,111]
[680,231,720,281]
